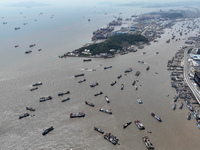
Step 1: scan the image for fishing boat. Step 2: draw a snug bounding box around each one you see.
[121,84,124,90]
[104,66,112,70]
[39,96,52,102]
[42,126,54,136]
[58,91,70,96]
[104,133,119,145]
[123,121,132,129]
[132,80,136,86]
[137,98,143,104]
[99,108,112,114]
[187,112,191,120]
[70,112,85,118]
[117,74,122,79]
[179,103,183,109]
[26,107,35,111]
[151,112,162,122]
[30,87,38,91]
[62,98,70,102]
[78,79,86,83]
[94,127,104,134]
[74,73,84,77]
[135,120,145,130]
[85,101,94,107]
[90,82,99,87]
[111,81,117,86]
[124,68,132,73]
[32,82,42,86]
[19,113,29,119]
[142,136,154,149]
[105,96,110,103]
[172,104,176,110]
[94,91,103,96]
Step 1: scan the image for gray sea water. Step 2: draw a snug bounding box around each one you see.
[1,3,200,150]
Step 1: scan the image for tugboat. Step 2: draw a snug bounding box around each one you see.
[135,71,140,76]
[70,112,85,118]
[90,82,99,87]
[146,66,150,71]
[137,98,143,104]
[135,120,145,130]
[179,103,183,109]
[32,82,42,86]
[111,81,117,86]
[187,112,191,120]
[19,113,29,119]
[30,87,38,91]
[104,133,119,145]
[123,121,132,129]
[39,96,52,102]
[42,126,54,136]
[124,68,132,73]
[132,80,136,86]
[142,136,154,149]
[62,98,70,102]
[117,74,122,79]
[26,107,35,111]
[151,112,162,122]
[85,101,94,107]
[104,66,112,70]
[99,108,112,114]
[58,91,70,96]
[172,104,176,110]
[105,95,110,103]
[121,84,124,90]
[78,79,86,83]
[94,127,104,134]
[94,91,103,96]
[74,73,84,77]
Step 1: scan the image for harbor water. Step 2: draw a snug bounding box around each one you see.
[1,3,200,150]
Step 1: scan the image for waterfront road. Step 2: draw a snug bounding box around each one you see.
[184,47,200,104]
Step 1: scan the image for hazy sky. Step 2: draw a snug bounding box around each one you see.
[1,0,200,7]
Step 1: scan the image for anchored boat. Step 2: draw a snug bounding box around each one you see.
[172,104,176,110]
[42,126,54,136]
[19,113,29,119]
[104,66,112,70]
[121,84,124,90]
[58,91,70,96]
[32,82,42,86]
[105,95,110,103]
[151,112,162,122]
[70,112,85,118]
[74,73,84,77]
[111,81,117,86]
[104,133,119,145]
[137,98,143,104]
[99,108,112,114]
[94,127,104,134]
[85,101,94,107]
[78,79,86,83]
[90,82,99,87]
[39,96,52,102]
[142,136,154,149]
[62,98,70,102]
[26,107,35,111]
[123,121,132,129]
[94,91,103,96]
[124,68,132,73]
[135,120,145,130]
[117,75,122,79]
